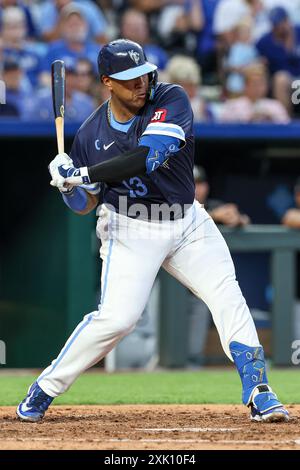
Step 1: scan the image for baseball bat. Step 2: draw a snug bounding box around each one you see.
[51,60,65,154]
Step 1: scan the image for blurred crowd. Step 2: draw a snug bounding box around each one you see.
[1,0,300,122]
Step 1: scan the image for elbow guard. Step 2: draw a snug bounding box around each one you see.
[139,135,181,174]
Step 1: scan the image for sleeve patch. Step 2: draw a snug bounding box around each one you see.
[151,109,167,122]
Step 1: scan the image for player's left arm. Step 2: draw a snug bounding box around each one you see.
[53,86,192,186]
[63,190,99,215]
[50,132,101,214]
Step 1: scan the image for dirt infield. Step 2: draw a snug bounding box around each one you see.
[1,405,299,450]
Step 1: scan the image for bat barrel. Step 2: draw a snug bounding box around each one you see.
[51,60,65,120]
[51,60,65,154]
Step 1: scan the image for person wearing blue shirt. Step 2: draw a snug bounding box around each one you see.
[120,9,169,71]
[36,0,108,43]
[40,5,100,85]
[34,64,95,122]
[0,59,37,120]
[1,6,45,88]
[3,46,43,89]
[192,0,221,74]
[0,0,37,38]
[256,6,300,115]
[143,44,169,71]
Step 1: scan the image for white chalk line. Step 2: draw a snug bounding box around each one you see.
[136,428,242,433]
[109,439,300,445]
[1,437,300,445]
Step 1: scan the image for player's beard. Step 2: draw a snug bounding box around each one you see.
[126,97,146,115]
[112,93,147,118]
[132,93,147,110]
[130,85,148,111]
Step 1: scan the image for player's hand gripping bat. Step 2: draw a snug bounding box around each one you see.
[51,60,65,154]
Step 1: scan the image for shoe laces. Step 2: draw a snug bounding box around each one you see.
[30,387,52,412]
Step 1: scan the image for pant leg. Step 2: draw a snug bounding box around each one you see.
[163,202,259,361]
[38,206,171,397]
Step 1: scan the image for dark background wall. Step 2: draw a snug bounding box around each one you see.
[1,136,97,367]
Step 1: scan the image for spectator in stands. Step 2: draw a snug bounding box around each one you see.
[214,0,272,87]
[74,57,109,107]
[214,0,269,42]
[213,0,249,86]
[263,0,300,27]
[282,178,300,229]
[1,6,44,89]
[156,0,205,61]
[213,0,249,46]
[194,165,250,226]
[225,16,259,96]
[156,0,223,84]
[75,58,96,95]
[256,6,300,115]
[281,177,300,341]
[130,0,180,15]
[186,165,251,367]
[40,4,100,87]
[95,81,112,107]
[244,0,270,40]
[34,62,95,122]
[220,63,290,123]
[165,55,208,122]
[0,35,3,72]
[0,58,36,119]
[36,0,108,44]
[0,0,37,38]
[156,1,189,51]
[120,9,169,71]
[193,0,220,81]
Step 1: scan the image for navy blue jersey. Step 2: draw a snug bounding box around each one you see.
[70,82,195,212]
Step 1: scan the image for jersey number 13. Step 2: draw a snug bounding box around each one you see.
[123,177,148,198]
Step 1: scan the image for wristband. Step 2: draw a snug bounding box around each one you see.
[62,187,88,212]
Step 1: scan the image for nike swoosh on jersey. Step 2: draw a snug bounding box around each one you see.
[103,141,115,151]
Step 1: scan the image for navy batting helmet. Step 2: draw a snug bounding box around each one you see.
[98,39,158,99]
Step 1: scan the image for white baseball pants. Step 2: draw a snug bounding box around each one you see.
[38,201,259,397]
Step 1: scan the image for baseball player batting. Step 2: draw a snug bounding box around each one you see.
[17,39,289,423]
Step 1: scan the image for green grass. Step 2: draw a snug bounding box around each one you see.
[0,370,299,406]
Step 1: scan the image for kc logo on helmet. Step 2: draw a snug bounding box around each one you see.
[151,109,167,122]
[128,50,140,64]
